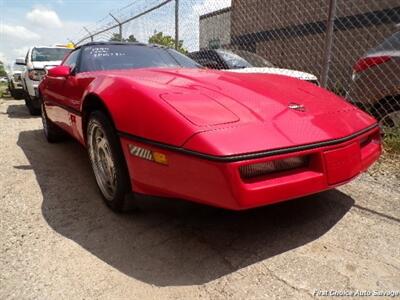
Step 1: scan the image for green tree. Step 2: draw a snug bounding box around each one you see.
[125,34,137,42]
[148,31,187,54]
[109,33,137,42]
[0,62,7,77]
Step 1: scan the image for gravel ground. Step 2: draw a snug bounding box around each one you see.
[1,98,399,300]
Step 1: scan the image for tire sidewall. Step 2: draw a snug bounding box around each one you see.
[86,111,131,212]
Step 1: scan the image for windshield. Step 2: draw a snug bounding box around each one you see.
[80,44,200,72]
[217,50,253,69]
[367,31,400,55]
[12,63,25,72]
[217,50,274,69]
[31,47,71,62]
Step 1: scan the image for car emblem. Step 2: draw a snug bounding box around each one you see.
[288,102,306,112]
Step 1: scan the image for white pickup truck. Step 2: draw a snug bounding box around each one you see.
[8,58,26,99]
[19,46,71,115]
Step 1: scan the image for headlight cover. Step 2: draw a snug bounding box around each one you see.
[28,69,46,81]
[239,156,309,179]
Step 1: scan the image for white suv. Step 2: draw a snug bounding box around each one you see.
[21,46,71,115]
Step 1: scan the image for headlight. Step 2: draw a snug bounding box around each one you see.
[28,69,45,81]
[13,74,21,82]
[239,156,309,179]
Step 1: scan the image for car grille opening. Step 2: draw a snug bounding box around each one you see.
[239,155,309,179]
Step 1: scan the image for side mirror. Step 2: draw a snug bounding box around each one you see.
[47,65,71,78]
[15,58,26,65]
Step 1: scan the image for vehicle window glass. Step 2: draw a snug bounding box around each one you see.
[63,50,80,71]
[217,50,253,69]
[12,63,25,72]
[167,49,201,68]
[233,50,275,68]
[31,47,71,62]
[189,51,223,69]
[80,44,199,72]
[368,31,400,54]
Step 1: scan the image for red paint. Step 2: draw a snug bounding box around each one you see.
[353,56,391,73]
[47,65,71,78]
[40,66,381,210]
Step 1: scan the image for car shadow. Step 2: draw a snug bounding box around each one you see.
[5,104,37,119]
[17,129,355,287]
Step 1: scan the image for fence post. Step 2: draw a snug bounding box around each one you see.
[83,27,94,42]
[175,0,179,50]
[110,13,123,41]
[321,0,337,88]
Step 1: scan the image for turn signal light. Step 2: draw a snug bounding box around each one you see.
[128,144,168,165]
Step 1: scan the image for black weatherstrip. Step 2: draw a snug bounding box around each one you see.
[118,123,378,163]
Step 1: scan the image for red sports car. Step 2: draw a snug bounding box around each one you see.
[39,42,381,212]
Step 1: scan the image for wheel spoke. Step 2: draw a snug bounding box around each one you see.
[88,121,118,201]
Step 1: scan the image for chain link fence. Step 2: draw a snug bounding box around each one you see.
[73,0,400,136]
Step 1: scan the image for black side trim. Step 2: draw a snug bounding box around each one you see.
[118,123,378,163]
[46,100,82,116]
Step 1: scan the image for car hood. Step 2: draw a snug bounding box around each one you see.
[30,61,62,70]
[109,68,376,155]
[224,67,318,81]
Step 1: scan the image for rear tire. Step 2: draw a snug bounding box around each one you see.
[86,111,131,212]
[41,102,65,143]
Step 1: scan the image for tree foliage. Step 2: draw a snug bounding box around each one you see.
[0,62,7,77]
[109,33,137,43]
[148,31,187,54]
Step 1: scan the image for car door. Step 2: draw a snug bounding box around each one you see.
[45,49,80,134]
[61,49,89,141]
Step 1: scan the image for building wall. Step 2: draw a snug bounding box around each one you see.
[199,8,231,50]
[231,0,400,90]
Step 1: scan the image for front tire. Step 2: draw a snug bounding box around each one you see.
[86,111,131,212]
[25,94,40,115]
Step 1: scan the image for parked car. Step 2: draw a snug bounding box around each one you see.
[188,49,319,84]
[0,77,8,83]
[7,58,26,99]
[347,31,400,129]
[39,42,380,213]
[20,46,71,115]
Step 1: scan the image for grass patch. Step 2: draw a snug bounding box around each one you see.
[0,82,9,98]
[383,128,400,154]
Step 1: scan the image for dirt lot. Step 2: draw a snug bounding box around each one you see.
[0,98,399,299]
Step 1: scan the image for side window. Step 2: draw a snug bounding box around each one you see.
[62,49,80,72]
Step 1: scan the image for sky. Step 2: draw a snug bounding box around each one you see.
[0,0,231,66]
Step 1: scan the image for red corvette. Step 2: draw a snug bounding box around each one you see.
[39,42,381,212]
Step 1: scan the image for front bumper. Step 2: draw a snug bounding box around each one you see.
[120,126,381,210]
[26,79,40,98]
[11,79,24,90]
